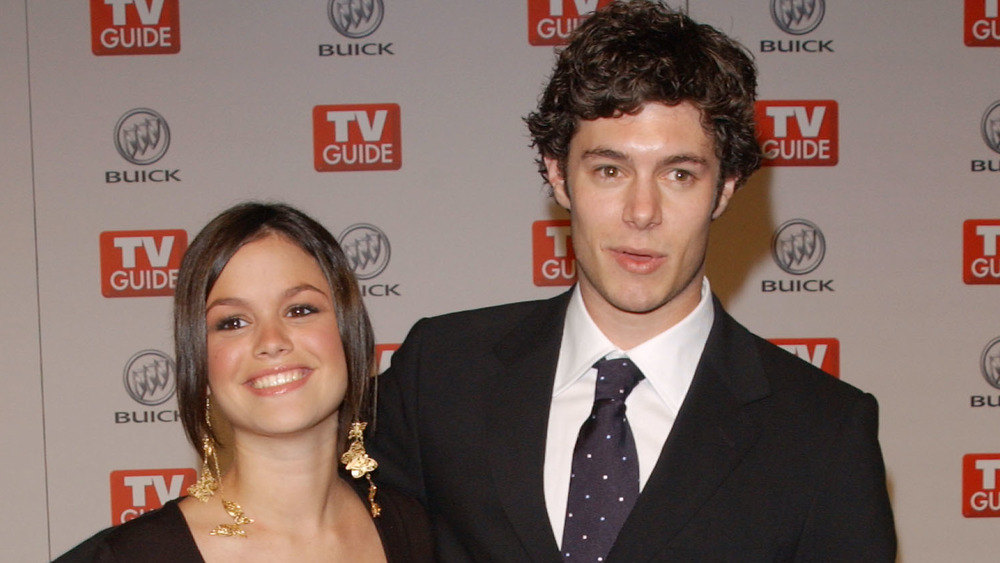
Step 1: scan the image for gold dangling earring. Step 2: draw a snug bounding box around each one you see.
[341,421,381,518]
[186,395,254,537]
[188,396,220,502]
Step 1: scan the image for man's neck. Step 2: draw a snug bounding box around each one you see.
[579,276,704,350]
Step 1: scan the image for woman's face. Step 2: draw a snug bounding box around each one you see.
[204,234,348,440]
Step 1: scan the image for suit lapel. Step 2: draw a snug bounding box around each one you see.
[609,299,772,562]
[485,292,571,563]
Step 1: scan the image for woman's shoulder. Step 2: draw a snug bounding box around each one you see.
[375,481,429,522]
[53,498,203,563]
[348,478,435,563]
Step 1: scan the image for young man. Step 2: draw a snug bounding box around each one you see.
[371,2,896,561]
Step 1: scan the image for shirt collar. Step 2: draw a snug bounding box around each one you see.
[553,278,715,414]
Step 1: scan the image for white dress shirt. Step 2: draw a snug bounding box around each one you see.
[543,277,715,545]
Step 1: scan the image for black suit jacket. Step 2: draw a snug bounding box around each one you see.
[370,291,896,562]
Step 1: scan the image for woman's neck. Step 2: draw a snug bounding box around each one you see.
[219,423,349,533]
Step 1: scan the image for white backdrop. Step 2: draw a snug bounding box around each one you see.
[3,1,1000,561]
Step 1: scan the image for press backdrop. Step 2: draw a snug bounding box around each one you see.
[3,1,1000,561]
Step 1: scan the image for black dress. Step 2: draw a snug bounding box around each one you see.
[53,479,434,563]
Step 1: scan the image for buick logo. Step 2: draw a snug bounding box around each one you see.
[771,0,825,35]
[114,108,170,165]
[982,337,1000,390]
[772,219,826,275]
[981,100,1000,155]
[328,0,384,39]
[123,350,176,406]
[339,223,391,280]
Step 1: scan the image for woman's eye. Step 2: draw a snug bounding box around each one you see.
[287,305,319,318]
[215,317,247,331]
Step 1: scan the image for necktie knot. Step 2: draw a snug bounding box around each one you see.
[592,357,644,402]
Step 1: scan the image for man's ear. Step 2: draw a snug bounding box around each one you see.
[545,156,571,210]
[711,177,737,220]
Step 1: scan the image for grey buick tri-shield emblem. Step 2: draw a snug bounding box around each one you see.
[339,223,391,280]
[771,0,825,35]
[114,108,170,165]
[328,0,385,39]
[771,219,826,275]
[981,100,1000,155]
[123,349,176,406]
[981,337,1000,390]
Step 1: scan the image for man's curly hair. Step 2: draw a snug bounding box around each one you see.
[525,0,762,191]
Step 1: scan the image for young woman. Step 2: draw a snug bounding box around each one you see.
[56,202,432,562]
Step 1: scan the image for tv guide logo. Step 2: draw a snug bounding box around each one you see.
[769,338,840,378]
[966,0,1000,46]
[110,468,195,524]
[533,220,576,286]
[756,101,838,166]
[964,220,1000,284]
[313,104,401,172]
[91,0,180,56]
[964,454,1000,517]
[100,230,187,297]
[528,0,613,46]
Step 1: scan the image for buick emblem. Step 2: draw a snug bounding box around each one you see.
[772,219,826,275]
[771,0,825,36]
[981,337,1000,390]
[114,108,170,165]
[339,223,391,280]
[123,349,176,406]
[328,0,385,39]
[981,100,1000,155]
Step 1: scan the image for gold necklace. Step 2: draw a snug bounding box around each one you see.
[209,498,254,538]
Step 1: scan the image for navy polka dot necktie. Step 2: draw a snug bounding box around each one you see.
[561,357,645,562]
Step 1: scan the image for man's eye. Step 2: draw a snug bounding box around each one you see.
[671,170,692,182]
[598,166,620,178]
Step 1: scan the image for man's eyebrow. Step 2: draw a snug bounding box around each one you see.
[581,147,629,161]
[580,148,710,168]
[660,153,710,168]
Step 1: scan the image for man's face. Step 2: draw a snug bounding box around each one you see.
[546,101,736,341]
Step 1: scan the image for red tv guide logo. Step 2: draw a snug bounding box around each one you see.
[756,100,839,166]
[769,338,840,378]
[313,104,401,172]
[527,0,613,46]
[91,0,180,56]
[964,220,1000,284]
[100,229,187,298]
[966,0,1000,46]
[533,220,576,287]
[110,468,196,525]
[964,454,1000,517]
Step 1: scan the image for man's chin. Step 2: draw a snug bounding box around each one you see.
[602,280,702,318]
[605,291,678,316]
